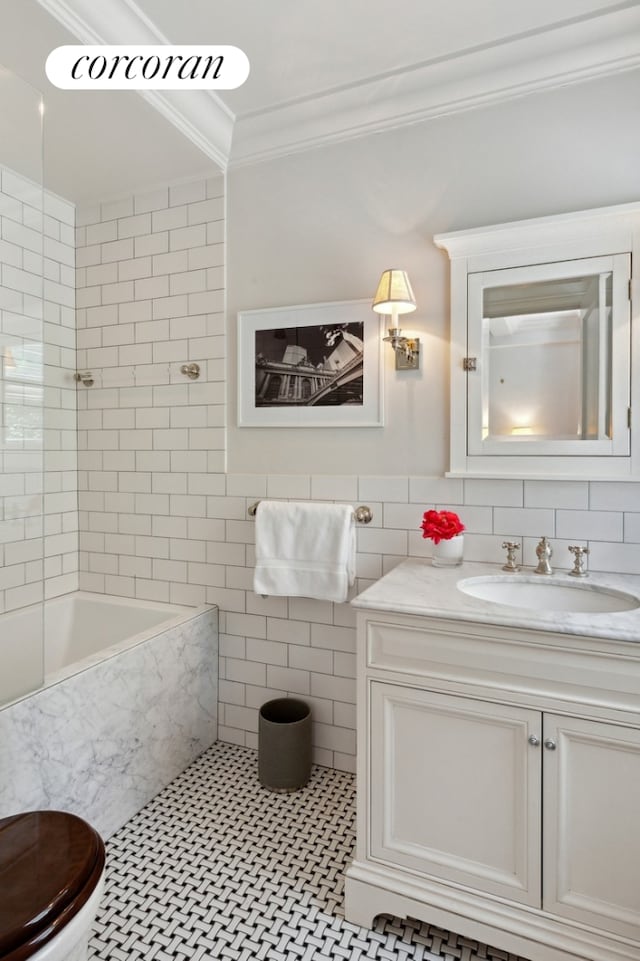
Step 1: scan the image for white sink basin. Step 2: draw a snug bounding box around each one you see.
[457,576,640,613]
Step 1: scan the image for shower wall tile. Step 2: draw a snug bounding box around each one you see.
[0,165,77,612]
[76,174,226,613]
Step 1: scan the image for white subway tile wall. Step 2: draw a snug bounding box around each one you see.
[75,175,226,608]
[0,166,77,611]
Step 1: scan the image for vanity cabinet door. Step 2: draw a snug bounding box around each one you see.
[542,714,640,940]
[369,682,541,906]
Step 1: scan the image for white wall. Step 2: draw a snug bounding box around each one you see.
[49,69,640,772]
[227,69,640,477]
[216,69,640,768]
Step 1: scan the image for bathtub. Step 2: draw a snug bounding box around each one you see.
[1,591,202,705]
[44,591,204,680]
[0,591,218,838]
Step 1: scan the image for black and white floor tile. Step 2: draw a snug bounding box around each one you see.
[89,742,530,961]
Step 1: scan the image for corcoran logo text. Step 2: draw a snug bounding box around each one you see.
[46,45,250,90]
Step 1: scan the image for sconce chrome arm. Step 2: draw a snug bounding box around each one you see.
[383,328,420,370]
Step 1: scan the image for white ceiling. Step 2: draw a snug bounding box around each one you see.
[0,0,638,205]
[138,0,633,115]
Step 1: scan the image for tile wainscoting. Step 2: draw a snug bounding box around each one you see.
[214,472,640,772]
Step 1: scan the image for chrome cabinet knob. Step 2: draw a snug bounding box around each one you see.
[544,739,557,751]
[528,735,540,747]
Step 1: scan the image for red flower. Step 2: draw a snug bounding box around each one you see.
[420,509,465,544]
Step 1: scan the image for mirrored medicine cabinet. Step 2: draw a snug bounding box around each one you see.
[434,202,640,478]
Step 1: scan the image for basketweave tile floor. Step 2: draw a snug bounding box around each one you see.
[89,741,530,961]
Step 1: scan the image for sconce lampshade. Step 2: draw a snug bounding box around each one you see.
[372,269,416,315]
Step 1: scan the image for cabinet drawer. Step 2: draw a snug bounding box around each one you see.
[365,616,640,713]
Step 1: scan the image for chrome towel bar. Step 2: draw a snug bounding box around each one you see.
[248,501,373,524]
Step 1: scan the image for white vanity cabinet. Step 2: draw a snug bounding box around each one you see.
[345,607,640,961]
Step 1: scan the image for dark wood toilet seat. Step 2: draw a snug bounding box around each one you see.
[0,811,105,961]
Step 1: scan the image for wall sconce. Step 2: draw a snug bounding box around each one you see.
[372,269,419,370]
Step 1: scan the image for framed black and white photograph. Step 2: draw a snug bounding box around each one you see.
[237,299,383,427]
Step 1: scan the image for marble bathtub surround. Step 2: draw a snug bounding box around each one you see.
[0,606,218,838]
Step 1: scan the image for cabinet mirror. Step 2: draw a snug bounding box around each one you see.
[467,254,630,457]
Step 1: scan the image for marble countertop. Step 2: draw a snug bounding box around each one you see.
[352,559,640,642]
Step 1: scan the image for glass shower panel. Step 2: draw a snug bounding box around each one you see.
[0,64,45,705]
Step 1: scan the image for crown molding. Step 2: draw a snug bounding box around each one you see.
[35,1,640,172]
[36,0,234,170]
[229,5,640,168]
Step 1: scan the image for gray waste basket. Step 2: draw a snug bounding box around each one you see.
[258,698,312,792]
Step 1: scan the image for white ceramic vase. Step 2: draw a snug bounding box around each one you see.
[431,533,464,567]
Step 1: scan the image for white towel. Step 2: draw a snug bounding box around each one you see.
[253,501,356,603]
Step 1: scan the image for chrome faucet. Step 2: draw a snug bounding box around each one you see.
[534,536,553,575]
[501,541,521,572]
[568,545,590,577]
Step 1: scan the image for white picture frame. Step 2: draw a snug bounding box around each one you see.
[237,299,384,428]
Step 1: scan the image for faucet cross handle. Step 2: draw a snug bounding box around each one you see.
[568,545,590,577]
[501,541,521,572]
